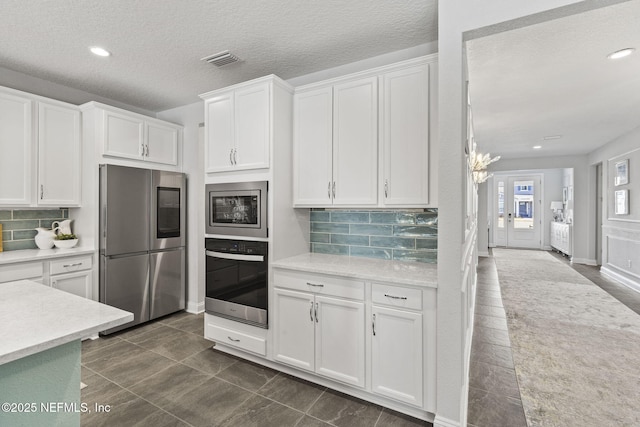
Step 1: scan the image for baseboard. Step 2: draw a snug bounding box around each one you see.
[478,250,490,257]
[186,300,205,314]
[571,257,597,266]
[601,266,640,294]
[433,414,461,427]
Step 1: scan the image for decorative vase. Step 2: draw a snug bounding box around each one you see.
[34,227,56,249]
[52,219,72,235]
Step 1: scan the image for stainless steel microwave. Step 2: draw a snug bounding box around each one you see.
[205,181,268,238]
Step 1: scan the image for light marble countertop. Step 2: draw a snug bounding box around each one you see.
[0,280,132,365]
[0,247,95,265]
[272,253,437,288]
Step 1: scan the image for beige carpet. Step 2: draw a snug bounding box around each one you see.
[492,249,640,427]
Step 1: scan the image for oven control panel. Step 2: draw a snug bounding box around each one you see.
[205,238,267,255]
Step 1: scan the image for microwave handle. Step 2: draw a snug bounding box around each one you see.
[205,250,264,262]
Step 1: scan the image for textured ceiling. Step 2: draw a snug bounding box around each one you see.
[0,0,437,112]
[467,0,640,160]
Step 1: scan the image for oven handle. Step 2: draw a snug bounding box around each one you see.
[205,250,264,262]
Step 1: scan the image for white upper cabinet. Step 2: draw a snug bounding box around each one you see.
[333,77,378,206]
[205,92,234,172]
[380,64,429,206]
[0,91,33,205]
[146,121,179,165]
[293,87,333,205]
[293,76,378,207]
[293,56,434,208]
[202,78,278,173]
[103,110,145,160]
[234,83,270,170]
[0,87,82,207]
[38,101,81,206]
[85,102,181,168]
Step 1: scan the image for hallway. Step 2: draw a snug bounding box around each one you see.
[467,249,640,427]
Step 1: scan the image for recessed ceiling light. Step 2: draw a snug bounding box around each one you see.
[543,135,562,140]
[90,46,111,57]
[607,48,635,60]
[533,145,542,149]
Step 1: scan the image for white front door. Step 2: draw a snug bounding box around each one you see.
[494,174,542,249]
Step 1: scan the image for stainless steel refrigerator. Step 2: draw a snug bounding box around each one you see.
[99,164,186,334]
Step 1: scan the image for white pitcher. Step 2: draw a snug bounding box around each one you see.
[34,227,56,249]
[52,219,72,235]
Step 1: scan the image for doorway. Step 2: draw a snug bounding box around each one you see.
[494,174,543,249]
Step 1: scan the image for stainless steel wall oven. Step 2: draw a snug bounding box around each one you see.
[205,181,268,238]
[205,238,268,327]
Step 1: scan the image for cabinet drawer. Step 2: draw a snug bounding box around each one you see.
[273,269,364,301]
[207,324,266,356]
[372,283,422,310]
[0,262,44,283]
[50,255,92,275]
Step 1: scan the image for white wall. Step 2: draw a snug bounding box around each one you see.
[156,101,205,313]
[438,1,596,426]
[588,123,640,291]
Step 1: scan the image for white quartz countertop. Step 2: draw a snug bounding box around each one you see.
[0,280,132,365]
[0,247,95,265]
[272,253,437,288]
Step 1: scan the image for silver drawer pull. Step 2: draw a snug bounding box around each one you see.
[372,314,376,336]
[384,294,408,300]
[227,336,240,342]
[306,282,324,287]
[63,263,83,268]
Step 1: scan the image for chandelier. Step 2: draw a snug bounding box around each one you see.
[470,151,500,184]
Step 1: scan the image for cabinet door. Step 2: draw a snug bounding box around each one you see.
[205,93,235,172]
[38,102,81,206]
[381,64,429,206]
[315,295,365,387]
[234,83,270,170]
[332,77,378,206]
[372,306,423,406]
[0,92,33,205]
[273,288,315,372]
[146,122,179,165]
[103,110,145,160]
[51,270,91,299]
[293,87,334,206]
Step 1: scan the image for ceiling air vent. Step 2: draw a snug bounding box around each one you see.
[201,50,241,67]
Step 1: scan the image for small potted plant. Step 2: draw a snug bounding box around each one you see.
[53,233,79,249]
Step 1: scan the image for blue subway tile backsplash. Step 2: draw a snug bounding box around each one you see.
[0,209,69,251]
[310,208,437,263]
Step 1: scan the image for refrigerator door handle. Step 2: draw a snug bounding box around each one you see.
[205,250,264,262]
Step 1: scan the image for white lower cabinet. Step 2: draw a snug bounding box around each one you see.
[273,272,366,388]
[50,270,91,299]
[371,283,424,406]
[273,288,366,387]
[0,254,93,298]
[206,322,267,356]
[0,261,44,284]
[371,305,423,406]
[48,255,93,299]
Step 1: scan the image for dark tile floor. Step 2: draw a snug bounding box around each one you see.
[468,250,640,427]
[81,312,431,427]
[467,256,527,427]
